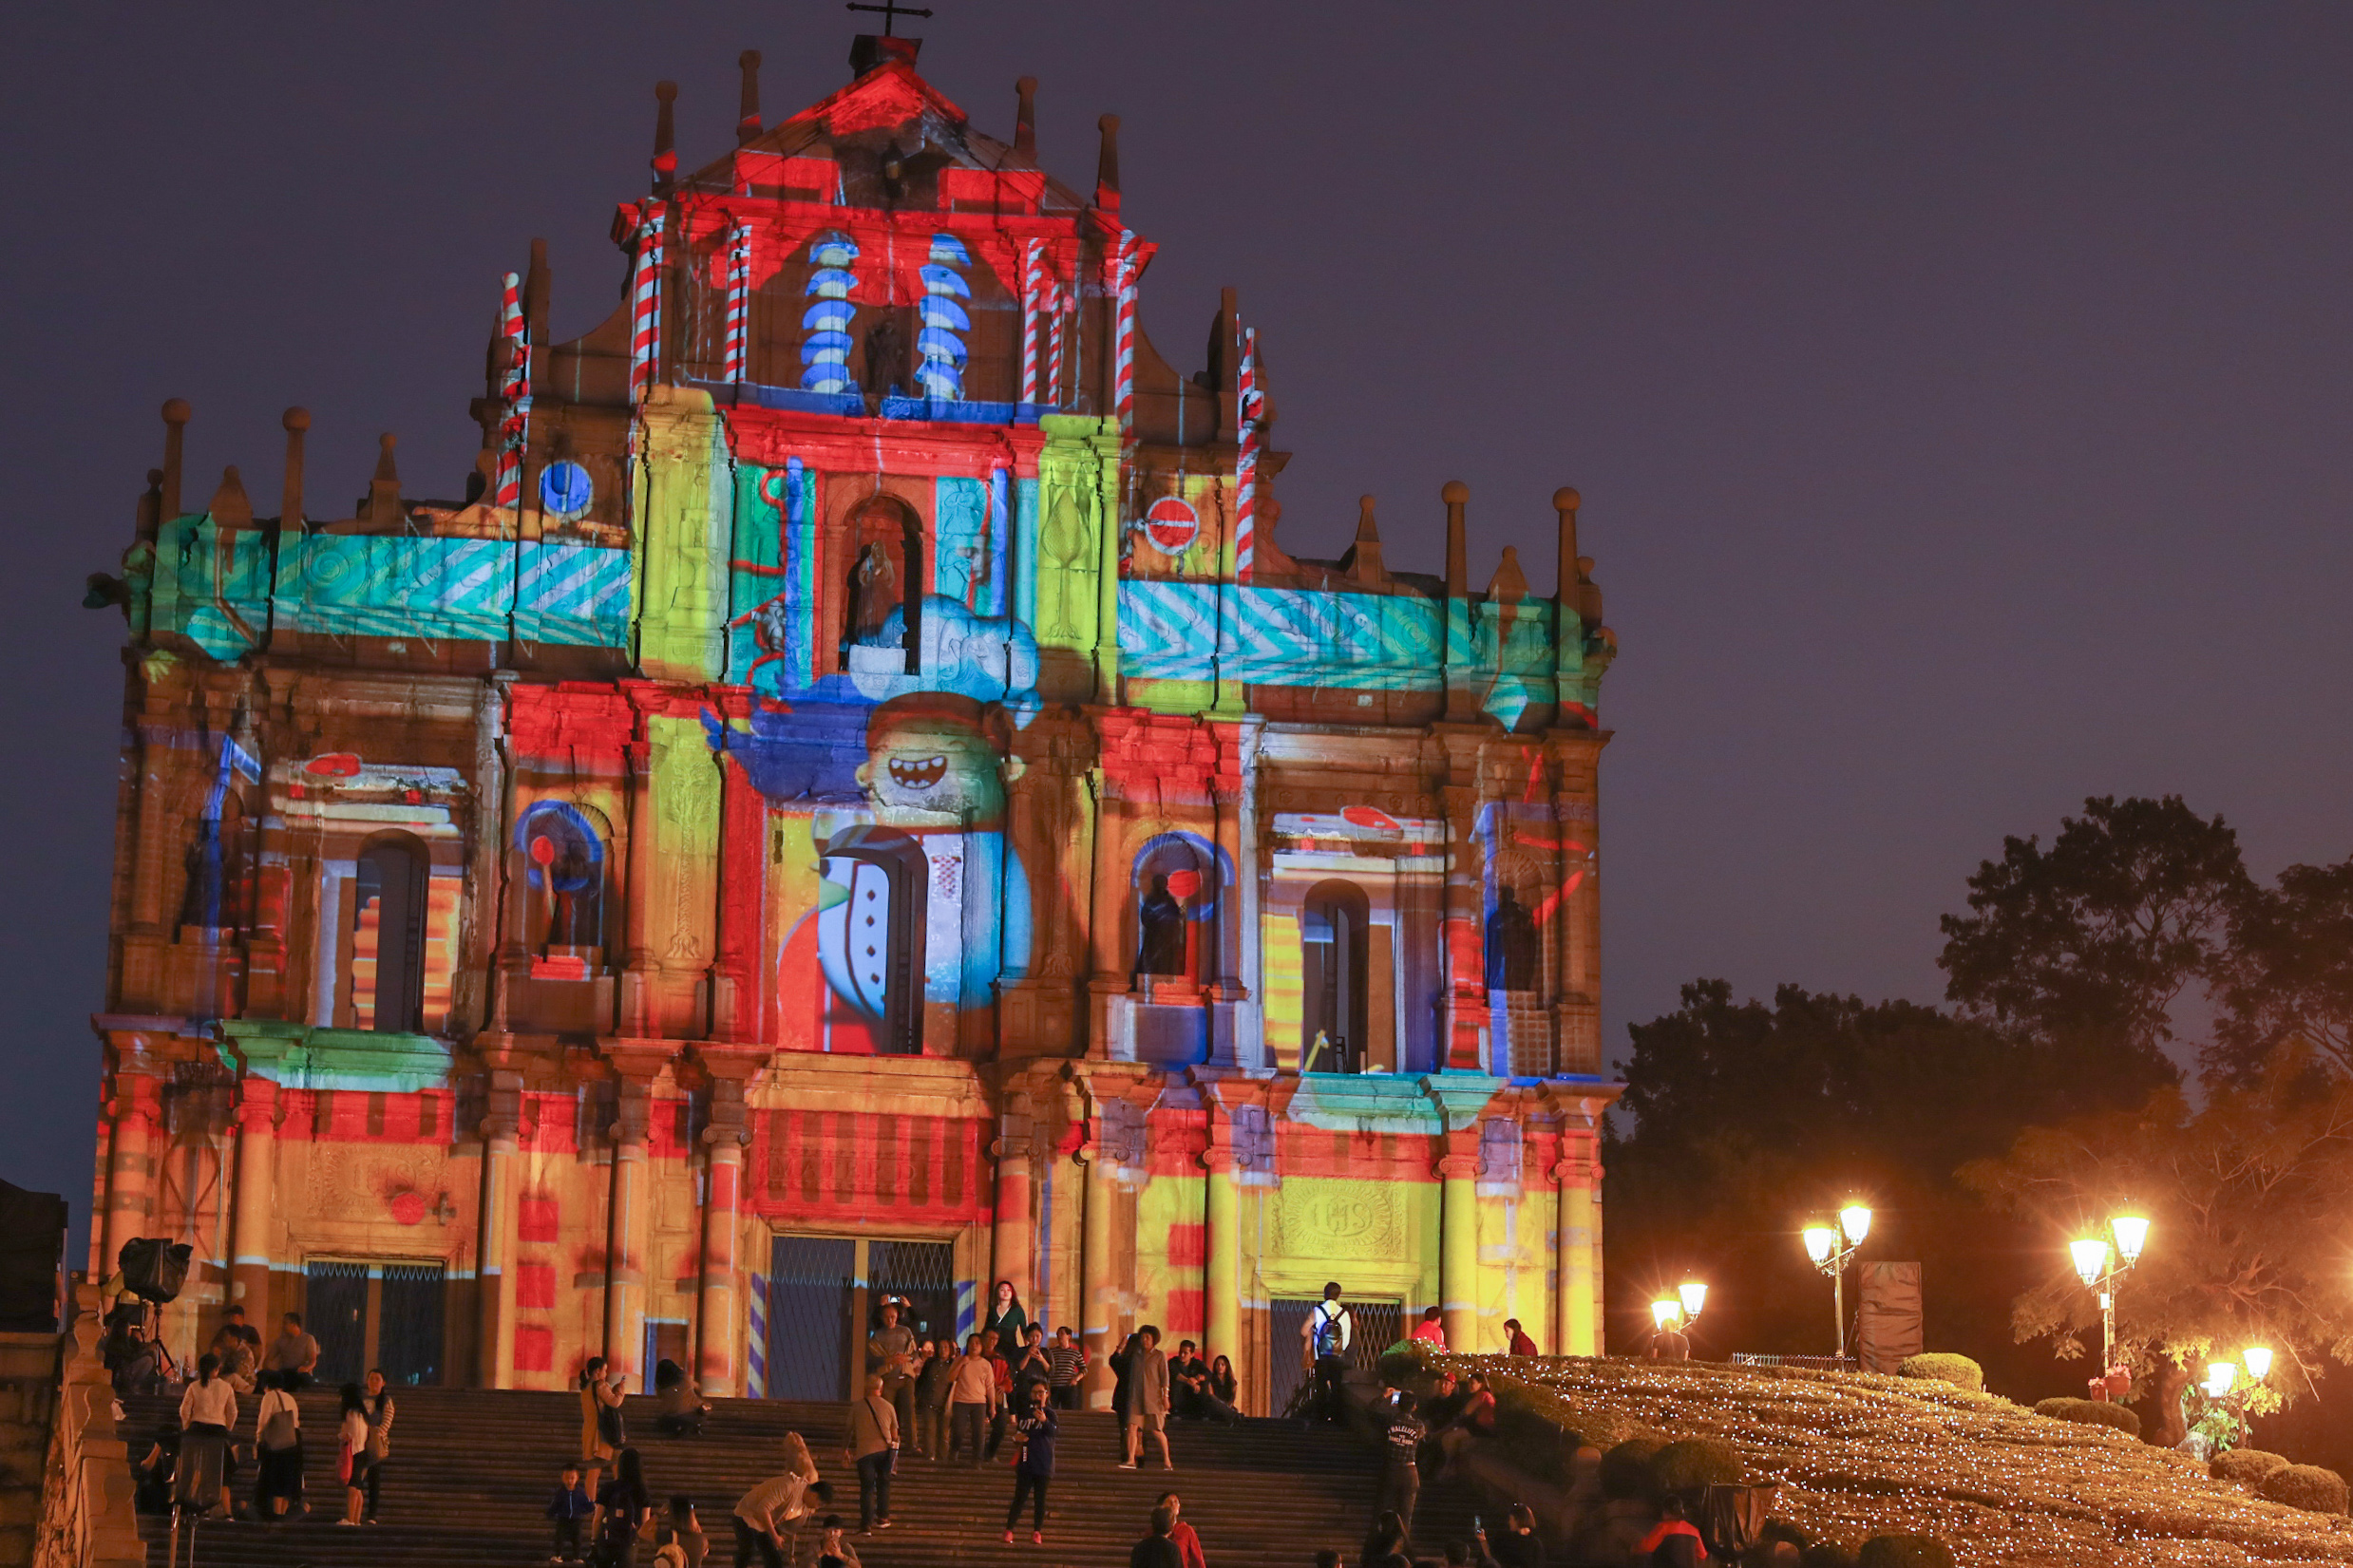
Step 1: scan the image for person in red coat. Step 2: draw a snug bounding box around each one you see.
[1504,1318,1540,1357]
[1410,1307,1448,1349]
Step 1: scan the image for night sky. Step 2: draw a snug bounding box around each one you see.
[9,4,2352,1243]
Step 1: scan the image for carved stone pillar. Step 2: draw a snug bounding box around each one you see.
[991,1103,1038,1310]
[1439,778,1489,1072]
[1202,1140,1239,1380]
[1554,1140,1600,1358]
[229,1079,278,1321]
[618,738,657,1036]
[604,1074,655,1378]
[100,1072,161,1277]
[476,1070,522,1389]
[1437,1134,1481,1351]
[1078,1130,1115,1410]
[696,1076,749,1395]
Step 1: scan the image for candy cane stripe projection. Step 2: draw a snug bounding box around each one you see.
[493,270,528,510]
[627,202,667,402]
[720,220,751,384]
[1111,229,1140,463]
[1018,238,1045,405]
[1235,327,1262,580]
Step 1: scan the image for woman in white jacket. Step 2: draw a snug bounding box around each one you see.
[175,1353,237,1517]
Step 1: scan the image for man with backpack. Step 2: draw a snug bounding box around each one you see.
[1300,1283,1353,1426]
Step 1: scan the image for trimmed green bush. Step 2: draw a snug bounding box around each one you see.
[2211,1447,2291,1485]
[1800,1547,1857,1568]
[2032,1397,2141,1438]
[1601,1436,1665,1500]
[1896,1353,1983,1391]
[2257,1464,2350,1515]
[1856,1537,1956,1568]
[1651,1436,1741,1492]
[1376,1340,1433,1387]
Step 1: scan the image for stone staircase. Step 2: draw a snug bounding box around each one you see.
[121,1387,1477,1568]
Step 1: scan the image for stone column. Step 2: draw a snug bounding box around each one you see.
[1439,780,1488,1072]
[229,1080,278,1321]
[618,738,657,1036]
[696,1078,748,1396]
[604,1076,654,1380]
[476,1070,522,1389]
[991,1104,1037,1308]
[100,1073,161,1277]
[1202,1143,1239,1383]
[1555,1147,1599,1357]
[1078,1132,1115,1410]
[1438,1136,1480,1351]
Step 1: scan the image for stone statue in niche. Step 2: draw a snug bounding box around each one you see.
[1132,873,1186,978]
[845,542,897,649]
[863,313,908,400]
[1486,883,1539,992]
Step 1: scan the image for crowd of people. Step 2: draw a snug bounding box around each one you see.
[107,1275,1584,1567]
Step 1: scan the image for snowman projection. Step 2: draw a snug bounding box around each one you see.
[798,693,1031,1053]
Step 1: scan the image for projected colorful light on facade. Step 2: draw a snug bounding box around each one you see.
[87,31,1622,1407]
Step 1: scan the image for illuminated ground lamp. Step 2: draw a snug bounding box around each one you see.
[2068,1213,2150,1373]
[1801,1202,1872,1364]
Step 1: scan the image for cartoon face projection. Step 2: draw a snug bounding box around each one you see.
[799,692,1032,1050]
[854,691,1021,824]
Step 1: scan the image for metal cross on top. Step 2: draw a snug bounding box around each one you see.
[846,0,933,35]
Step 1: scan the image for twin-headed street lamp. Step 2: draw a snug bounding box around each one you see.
[2068,1213,2150,1372]
[1650,1279,1710,1337]
[1801,1201,1873,1362]
[2208,1345,2271,1398]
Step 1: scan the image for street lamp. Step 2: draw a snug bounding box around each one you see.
[2069,1213,2149,1373]
[1800,1202,1872,1363]
[1679,1280,1709,1322]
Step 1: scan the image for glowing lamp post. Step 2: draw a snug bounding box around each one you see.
[1801,1202,1871,1364]
[2069,1213,2149,1373]
[1651,1280,1709,1340]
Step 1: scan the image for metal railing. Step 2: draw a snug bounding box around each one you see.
[1731,1352,1858,1373]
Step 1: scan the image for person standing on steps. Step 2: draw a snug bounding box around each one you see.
[1302,1283,1354,1426]
[356,1367,395,1524]
[844,1372,898,1534]
[174,1352,237,1521]
[1376,1390,1427,1538]
[1358,1509,1409,1568]
[1047,1326,1087,1410]
[593,1445,654,1568]
[1002,1383,1055,1545]
[865,1299,918,1449]
[252,1369,304,1521]
[1119,1324,1173,1471]
[1110,1332,1141,1428]
[913,1336,954,1459]
[334,1383,369,1526]
[546,1463,594,1563]
[984,1278,1029,1362]
[1159,1491,1207,1568]
[655,1494,708,1568]
[580,1355,625,1496]
[1129,1502,1185,1568]
[947,1332,998,1464]
[1013,1322,1053,1411]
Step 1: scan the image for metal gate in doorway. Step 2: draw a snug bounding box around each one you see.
[1267,1296,1400,1417]
[307,1259,446,1387]
[766,1235,958,1402]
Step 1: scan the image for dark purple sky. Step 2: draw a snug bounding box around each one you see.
[9,3,2353,1219]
